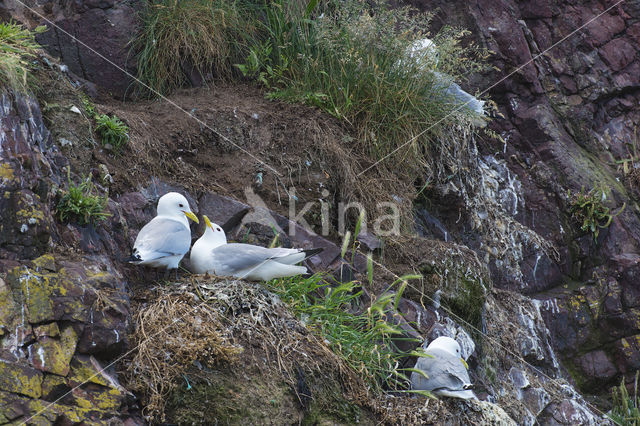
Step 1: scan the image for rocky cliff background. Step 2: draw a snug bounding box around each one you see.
[0,0,638,424]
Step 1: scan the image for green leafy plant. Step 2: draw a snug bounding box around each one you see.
[0,21,47,92]
[132,0,257,96]
[57,169,111,225]
[95,114,129,152]
[610,371,640,425]
[568,184,625,241]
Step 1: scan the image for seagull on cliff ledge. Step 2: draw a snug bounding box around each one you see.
[190,215,322,281]
[126,192,198,274]
[411,336,477,400]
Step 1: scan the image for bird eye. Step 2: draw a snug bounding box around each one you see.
[179,203,184,208]
[216,227,221,232]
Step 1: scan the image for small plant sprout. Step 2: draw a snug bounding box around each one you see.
[56,168,111,225]
[568,184,625,242]
[81,94,97,118]
[95,114,129,153]
[609,371,639,425]
[268,225,279,248]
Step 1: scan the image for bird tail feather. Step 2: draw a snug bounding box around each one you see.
[302,248,323,259]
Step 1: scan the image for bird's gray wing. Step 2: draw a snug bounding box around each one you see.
[133,218,191,260]
[411,348,470,392]
[206,244,284,274]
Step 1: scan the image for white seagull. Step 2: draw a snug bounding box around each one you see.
[190,215,322,281]
[127,192,199,273]
[411,336,477,400]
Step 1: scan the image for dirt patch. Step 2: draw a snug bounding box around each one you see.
[87,83,415,235]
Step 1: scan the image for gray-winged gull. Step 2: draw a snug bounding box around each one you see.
[190,215,322,281]
[406,38,486,126]
[127,192,199,272]
[411,336,477,399]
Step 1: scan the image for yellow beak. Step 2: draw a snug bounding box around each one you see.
[183,211,199,224]
[461,358,469,369]
[203,215,213,230]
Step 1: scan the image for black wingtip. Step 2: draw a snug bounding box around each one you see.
[123,253,142,263]
[303,248,324,259]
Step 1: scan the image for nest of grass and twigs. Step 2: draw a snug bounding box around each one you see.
[610,371,640,426]
[125,294,241,420]
[56,168,111,225]
[568,184,625,242]
[131,0,257,96]
[124,272,434,422]
[95,113,129,153]
[0,21,46,92]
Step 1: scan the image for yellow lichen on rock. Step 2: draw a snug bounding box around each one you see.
[13,268,56,324]
[0,163,15,182]
[68,356,111,388]
[32,254,57,272]
[0,360,43,399]
[29,326,78,376]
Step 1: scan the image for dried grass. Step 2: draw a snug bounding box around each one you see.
[125,277,371,421]
[125,294,241,420]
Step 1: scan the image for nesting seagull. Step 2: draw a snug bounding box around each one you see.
[411,336,477,400]
[127,192,199,272]
[190,215,323,281]
[405,38,486,127]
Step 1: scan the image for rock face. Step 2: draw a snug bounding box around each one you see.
[1,0,637,418]
[0,0,141,98]
[407,0,640,396]
[0,87,139,422]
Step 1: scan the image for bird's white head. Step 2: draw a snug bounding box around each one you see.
[426,336,462,358]
[156,192,199,223]
[202,215,228,246]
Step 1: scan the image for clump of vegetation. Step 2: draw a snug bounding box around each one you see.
[266,272,423,392]
[127,296,241,420]
[0,21,46,92]
[95,113,129,152]
[132,0,256,95]
[568,184,625,241]
[56,169,111,225]
[241,0,490,173]
[610,371,640,425]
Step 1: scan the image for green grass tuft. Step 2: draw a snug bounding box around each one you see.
[57,169,111,225]
[132,0,257,96]
[241,0,491,174]
[266,273,424,392]
[0,21,47,92]
[95,114,129,152]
